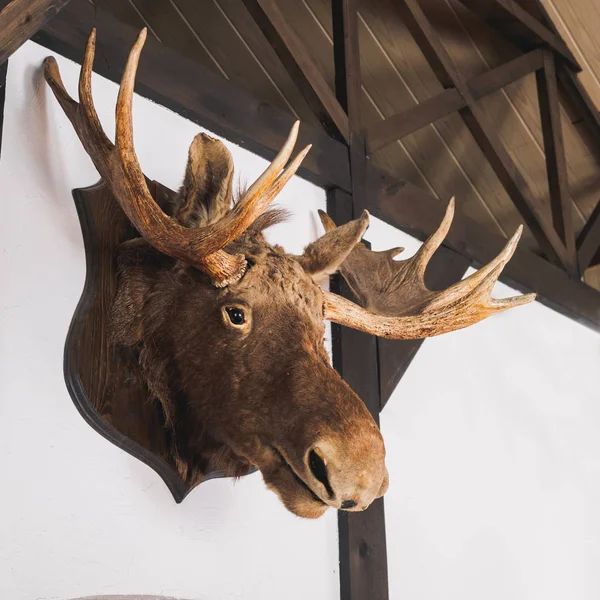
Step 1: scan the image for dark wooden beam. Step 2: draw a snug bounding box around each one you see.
[242,0,349,144]
[367,88,463,154]
[556,65,600,159]
[577,199,600,272]
[456,0,579,70]
[535,49,576,260]
[33,0,350,192]
[0,0,71,65]
[34,2,600,331]
[529,0,600,159]
[332,0,367,213]
[367,49,545,153]
[328,187,389,600]
[378,246,471,408]
[395,0,576,274]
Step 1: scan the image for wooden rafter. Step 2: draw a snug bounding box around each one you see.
[535,49,575,258]
[394,0,577,275]
[0,0,71,65]
[457,0,579,70]
[578,199,600,272]
[366,49,545,154]
[241,0,350,144]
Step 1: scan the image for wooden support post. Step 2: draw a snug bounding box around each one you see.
[331,7,388,597]
[367,49,545,153]
[332,0,367,213]
[241,0,349,143]
[0,0,71,65]
[328,187,389,600]
[394,0,576,274]
[535,49,576,262]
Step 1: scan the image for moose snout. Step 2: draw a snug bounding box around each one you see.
[305,436,387,511]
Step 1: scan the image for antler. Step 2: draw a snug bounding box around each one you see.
[43,28,310,287]
[319,199,536,339]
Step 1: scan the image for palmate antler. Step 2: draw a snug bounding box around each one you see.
[43,28,310,287]
[319,199,536,339]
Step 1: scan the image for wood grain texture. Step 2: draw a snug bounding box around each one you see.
[538,0,600,111]
[34,0,351,191]
[0,0,71,64]
[65,180,241,503]
[396,0,575,271]
[536,49,576,258]
[242,0,350,142]
[366,49,545,153]
[307,0,529,245]
[457,0,578,68]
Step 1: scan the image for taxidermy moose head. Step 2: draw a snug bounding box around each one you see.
[44,29,534,518]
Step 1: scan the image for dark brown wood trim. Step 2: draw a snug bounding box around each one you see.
[578,199,600,272]
[535,49,576,262]
[367,87,464,154]
[242,0,350,144]
[395,0,575,273]
[33,0,351,193]
[367,49,545,154]
[378,246,471,409]
[456,0,579,70]
[328,187,389,600]
[0,0,71,65]
[332,0,367,214]
[33,1,600,331]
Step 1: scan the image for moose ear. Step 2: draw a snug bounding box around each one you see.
[173,133,235,227]
[297,210,370,279]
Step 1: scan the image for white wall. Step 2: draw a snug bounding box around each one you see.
[0,42,339,600]
[365,218,600,600]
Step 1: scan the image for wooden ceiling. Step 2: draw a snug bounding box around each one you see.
[91,0,600,286]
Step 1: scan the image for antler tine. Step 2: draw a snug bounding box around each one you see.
[112,28,185,252]
[239,121,300,206]
[423,225,523,313]
[407,197,454,282]
[78,28,113,154]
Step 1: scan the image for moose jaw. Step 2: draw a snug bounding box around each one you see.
[43,28,535,519]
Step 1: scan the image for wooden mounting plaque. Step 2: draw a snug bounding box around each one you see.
[64,179,247,503]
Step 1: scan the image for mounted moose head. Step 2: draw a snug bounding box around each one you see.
[43,29,534,518]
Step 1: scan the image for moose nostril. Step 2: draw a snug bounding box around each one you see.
[341,499,358,510]
[309,448,334,498]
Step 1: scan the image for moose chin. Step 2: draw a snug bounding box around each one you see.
[44,28,534,518]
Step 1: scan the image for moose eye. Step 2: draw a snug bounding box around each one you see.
[225,307,246,326]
